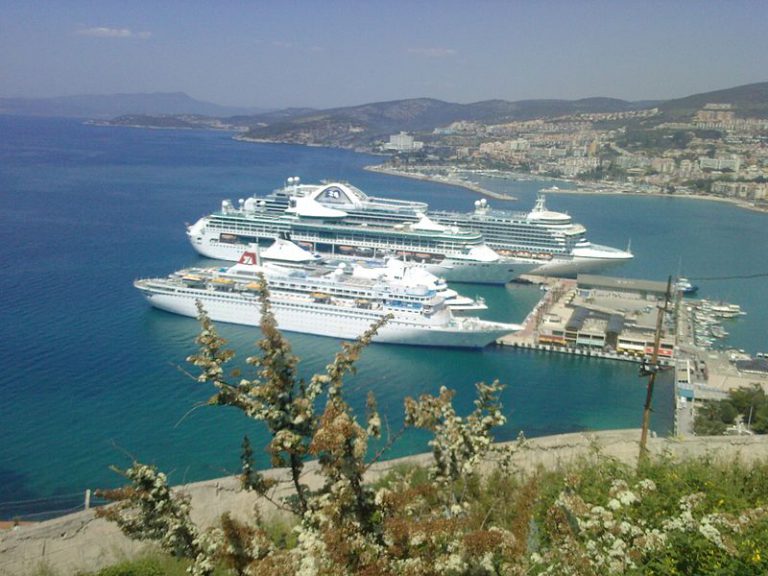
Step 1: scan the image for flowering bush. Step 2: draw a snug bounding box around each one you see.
[530,455,768,575]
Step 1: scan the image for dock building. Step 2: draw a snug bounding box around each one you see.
[530,275,676,358]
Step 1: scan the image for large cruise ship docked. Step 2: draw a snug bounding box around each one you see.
[187,180,537,284]
[135,246,520,348]
[217,178,632,278]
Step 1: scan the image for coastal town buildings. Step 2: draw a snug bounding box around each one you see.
[397,103,768,207]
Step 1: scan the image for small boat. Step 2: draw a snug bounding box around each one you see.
[675,277,698,295]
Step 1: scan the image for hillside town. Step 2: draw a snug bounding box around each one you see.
[381,103,768,207]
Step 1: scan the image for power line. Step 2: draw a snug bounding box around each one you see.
[689,272,768,281]
[0,492,85,507]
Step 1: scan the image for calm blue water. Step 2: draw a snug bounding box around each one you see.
[1,116,765,520]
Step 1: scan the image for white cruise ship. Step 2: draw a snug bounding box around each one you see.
[225,178,632,278]
[134,246,519,348]
[431,193,633,277]
[187,178,537,285]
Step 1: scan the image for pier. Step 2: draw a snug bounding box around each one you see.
[499,274,768,437]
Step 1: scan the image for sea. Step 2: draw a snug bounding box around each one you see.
[1,116,766,520]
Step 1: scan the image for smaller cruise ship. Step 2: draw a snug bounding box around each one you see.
[135,244,519,348]
[433,194,634,277]
[258,237,487,312]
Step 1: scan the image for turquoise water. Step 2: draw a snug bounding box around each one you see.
[1,116,764,519]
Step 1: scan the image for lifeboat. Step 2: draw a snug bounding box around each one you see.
[212,277,235,291]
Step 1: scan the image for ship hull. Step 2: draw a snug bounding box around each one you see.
[188,234,531,284]
[136,284,515,348]
[528,254,632,277]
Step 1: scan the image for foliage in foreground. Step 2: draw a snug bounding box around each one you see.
[97,287,768,575]
[91,455,768,576]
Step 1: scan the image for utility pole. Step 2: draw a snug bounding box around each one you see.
[639,276,673,461]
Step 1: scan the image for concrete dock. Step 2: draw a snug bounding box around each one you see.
[499,274,768,437]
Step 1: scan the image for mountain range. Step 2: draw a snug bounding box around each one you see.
[2,82,767,146]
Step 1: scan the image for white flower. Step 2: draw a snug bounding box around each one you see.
[699,519,726,549]
[618,490,639,506]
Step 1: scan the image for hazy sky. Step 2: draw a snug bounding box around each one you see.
[2,0,767,109]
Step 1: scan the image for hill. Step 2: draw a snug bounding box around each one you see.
[239,96,641,146]
[658,81,768,120]
[9,81,768,145]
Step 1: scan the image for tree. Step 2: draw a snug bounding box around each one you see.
[693,385,768,436]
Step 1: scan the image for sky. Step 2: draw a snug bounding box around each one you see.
[2,0,767,110]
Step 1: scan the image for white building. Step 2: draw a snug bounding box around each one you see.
[698,156,741,173]
[384,132,424,152]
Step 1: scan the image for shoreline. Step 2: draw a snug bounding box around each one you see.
[544,181,767,212]
[5,430,768,576]
[363,164,517,201]
[363,163,768,214]
[97,123,767,215]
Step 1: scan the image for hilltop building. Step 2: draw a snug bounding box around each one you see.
[695,103,736,124]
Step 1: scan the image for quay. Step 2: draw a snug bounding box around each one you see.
[499,274,768,437]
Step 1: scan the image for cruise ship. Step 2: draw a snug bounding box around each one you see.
[431,193,633,277]
[215,178,632,278]
[187,180,537,284]
[134,246,520,348]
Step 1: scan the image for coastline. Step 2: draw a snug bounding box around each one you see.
[364,163,768,214]
[93,123,767,215]
[5,430,768,576]
[363,164,517,201]
[549,183,768,214]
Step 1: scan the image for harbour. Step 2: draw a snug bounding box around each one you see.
[1,116,766,522]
